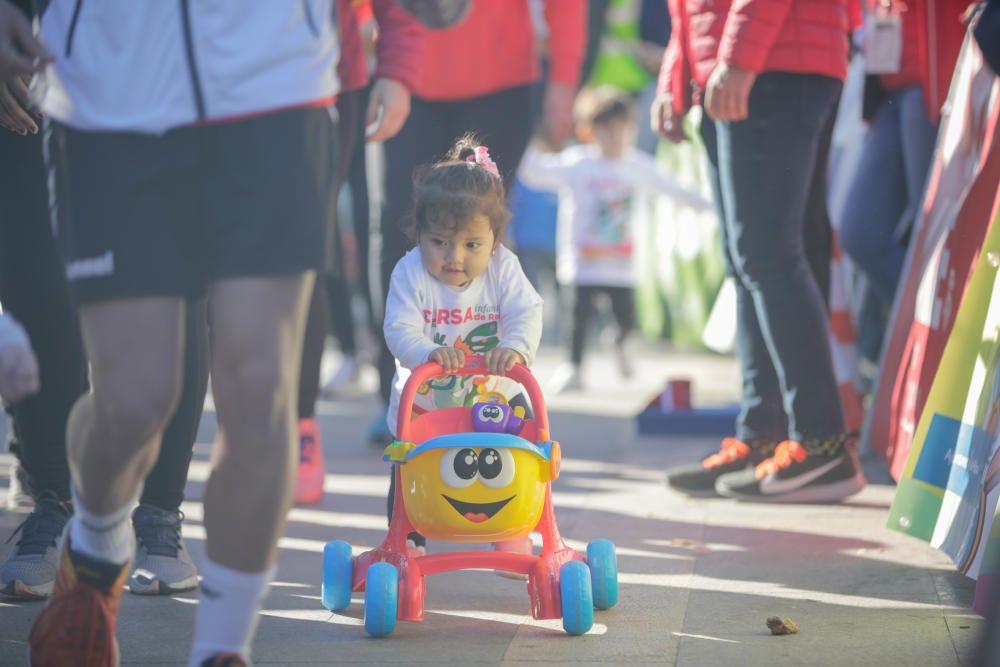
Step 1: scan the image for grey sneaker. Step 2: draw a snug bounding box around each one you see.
[129,504,198,595]
[1,491,70,599]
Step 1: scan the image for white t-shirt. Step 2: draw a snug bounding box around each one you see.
[519,145,711,287]
[383,245,543,435]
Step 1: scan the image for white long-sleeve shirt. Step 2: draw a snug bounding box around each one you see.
[519,145,711,287]
[384,245,543,434]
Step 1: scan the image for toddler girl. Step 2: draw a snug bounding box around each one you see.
[383,135,543,552]
[384,136,543,429]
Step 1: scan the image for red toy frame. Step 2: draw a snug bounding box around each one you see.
[350,355,583,623]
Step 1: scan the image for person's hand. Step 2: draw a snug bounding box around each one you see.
[704,62,757,122]
[0,1,51,83]
[483,348,524,374]
[429,346,465,374]
[0,75,39,134]
[650,93,688,143]
[365,77,411,143]
[0,315,39,402]
[541,80,575,147]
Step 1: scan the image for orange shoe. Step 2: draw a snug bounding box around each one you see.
[28,534,129,667]
[294,417,324,505]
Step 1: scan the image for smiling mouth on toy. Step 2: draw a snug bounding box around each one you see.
[442,495,515,523]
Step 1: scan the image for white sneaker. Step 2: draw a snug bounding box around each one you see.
[615,343,633,379]
[6,464,34,513]
[549,364,583,393]
[320,355,363,398]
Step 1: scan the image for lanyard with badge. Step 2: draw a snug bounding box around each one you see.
[865,0,904,74]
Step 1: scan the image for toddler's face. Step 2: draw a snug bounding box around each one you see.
[419,215,496,288]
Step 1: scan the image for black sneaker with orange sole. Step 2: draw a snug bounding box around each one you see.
[714,436,867,503]
[665,438,778,497]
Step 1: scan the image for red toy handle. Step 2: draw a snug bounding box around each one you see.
[396,354,549,441]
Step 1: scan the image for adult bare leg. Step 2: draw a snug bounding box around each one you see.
[203,273,315,571]
[69,298,186,514]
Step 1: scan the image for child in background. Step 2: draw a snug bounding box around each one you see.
[519,86,710,392]
[383,135,543,551]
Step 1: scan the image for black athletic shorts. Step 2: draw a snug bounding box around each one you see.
[48,106,338,304]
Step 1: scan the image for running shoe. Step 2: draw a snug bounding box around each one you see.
[294,417,324,505]
[714,436,867,503]
[27,531,129,667]
[549,363,583,393]
[665,438,777,497]
[200,653,248,667]
[6,463,34,512]
[320,354,364,398]
[614,343,633,379]
[129,504,198,595]
[1,491,70,599]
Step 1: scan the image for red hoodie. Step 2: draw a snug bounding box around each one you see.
[873,0,974,123]
[658,0,850,117]
[409,0,586,102]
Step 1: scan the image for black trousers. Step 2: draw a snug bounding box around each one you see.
[569,285,635,365]
[0,130,86,501]
[376,85,536,406]
[0,130,209,512]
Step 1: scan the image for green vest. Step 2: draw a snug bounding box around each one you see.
[588,0,650,93]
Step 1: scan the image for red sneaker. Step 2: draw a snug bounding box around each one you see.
[28,535,129,667]
[200,653,248,667]
[294,417,324,505]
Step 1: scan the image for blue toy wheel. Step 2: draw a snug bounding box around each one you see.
[321,540,354,611]
[559,560,594,635]
[364,562,399,637]
[587,539,619,610]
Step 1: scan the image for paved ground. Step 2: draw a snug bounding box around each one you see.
[0,346,985,666]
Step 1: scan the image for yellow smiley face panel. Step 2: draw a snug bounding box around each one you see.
[399,434,553,542]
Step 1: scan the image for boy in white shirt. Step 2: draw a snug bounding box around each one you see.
[519,87,711,391]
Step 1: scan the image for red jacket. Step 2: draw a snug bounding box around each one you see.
[658,0,850,116]
[874,0,974,123]
[410,0,586,102]
[367,0,424,93]
[337,0,369,93]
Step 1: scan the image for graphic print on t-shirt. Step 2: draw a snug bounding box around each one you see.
[419,320,503,409]
[580,185,634,261]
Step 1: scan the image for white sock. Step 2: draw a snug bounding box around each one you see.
[69,485,134,565]
[188,558,275,667]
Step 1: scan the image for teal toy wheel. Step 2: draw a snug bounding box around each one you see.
[559,560,594,635]
[321,540,353,611]
[364,562,398,637]
[587,539,619,610]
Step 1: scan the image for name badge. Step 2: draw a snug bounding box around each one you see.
[864,12,903,74]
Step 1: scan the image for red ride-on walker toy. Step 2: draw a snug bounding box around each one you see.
[320,355,618,636]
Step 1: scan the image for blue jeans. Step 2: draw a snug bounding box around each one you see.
[700,72,845,443]
[840,85,937,305]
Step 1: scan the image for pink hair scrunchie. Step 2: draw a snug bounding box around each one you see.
[466,146,501,179]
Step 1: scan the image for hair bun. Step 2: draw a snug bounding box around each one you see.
[447,133,481,162]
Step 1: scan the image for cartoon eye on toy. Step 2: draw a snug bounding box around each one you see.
[478,404,504,423]
[441,447,479,488]
[477,447,515,489]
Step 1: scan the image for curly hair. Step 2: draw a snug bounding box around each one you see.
[407,134,510,242]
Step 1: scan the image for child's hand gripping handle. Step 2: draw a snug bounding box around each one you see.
[396,354,550,441]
